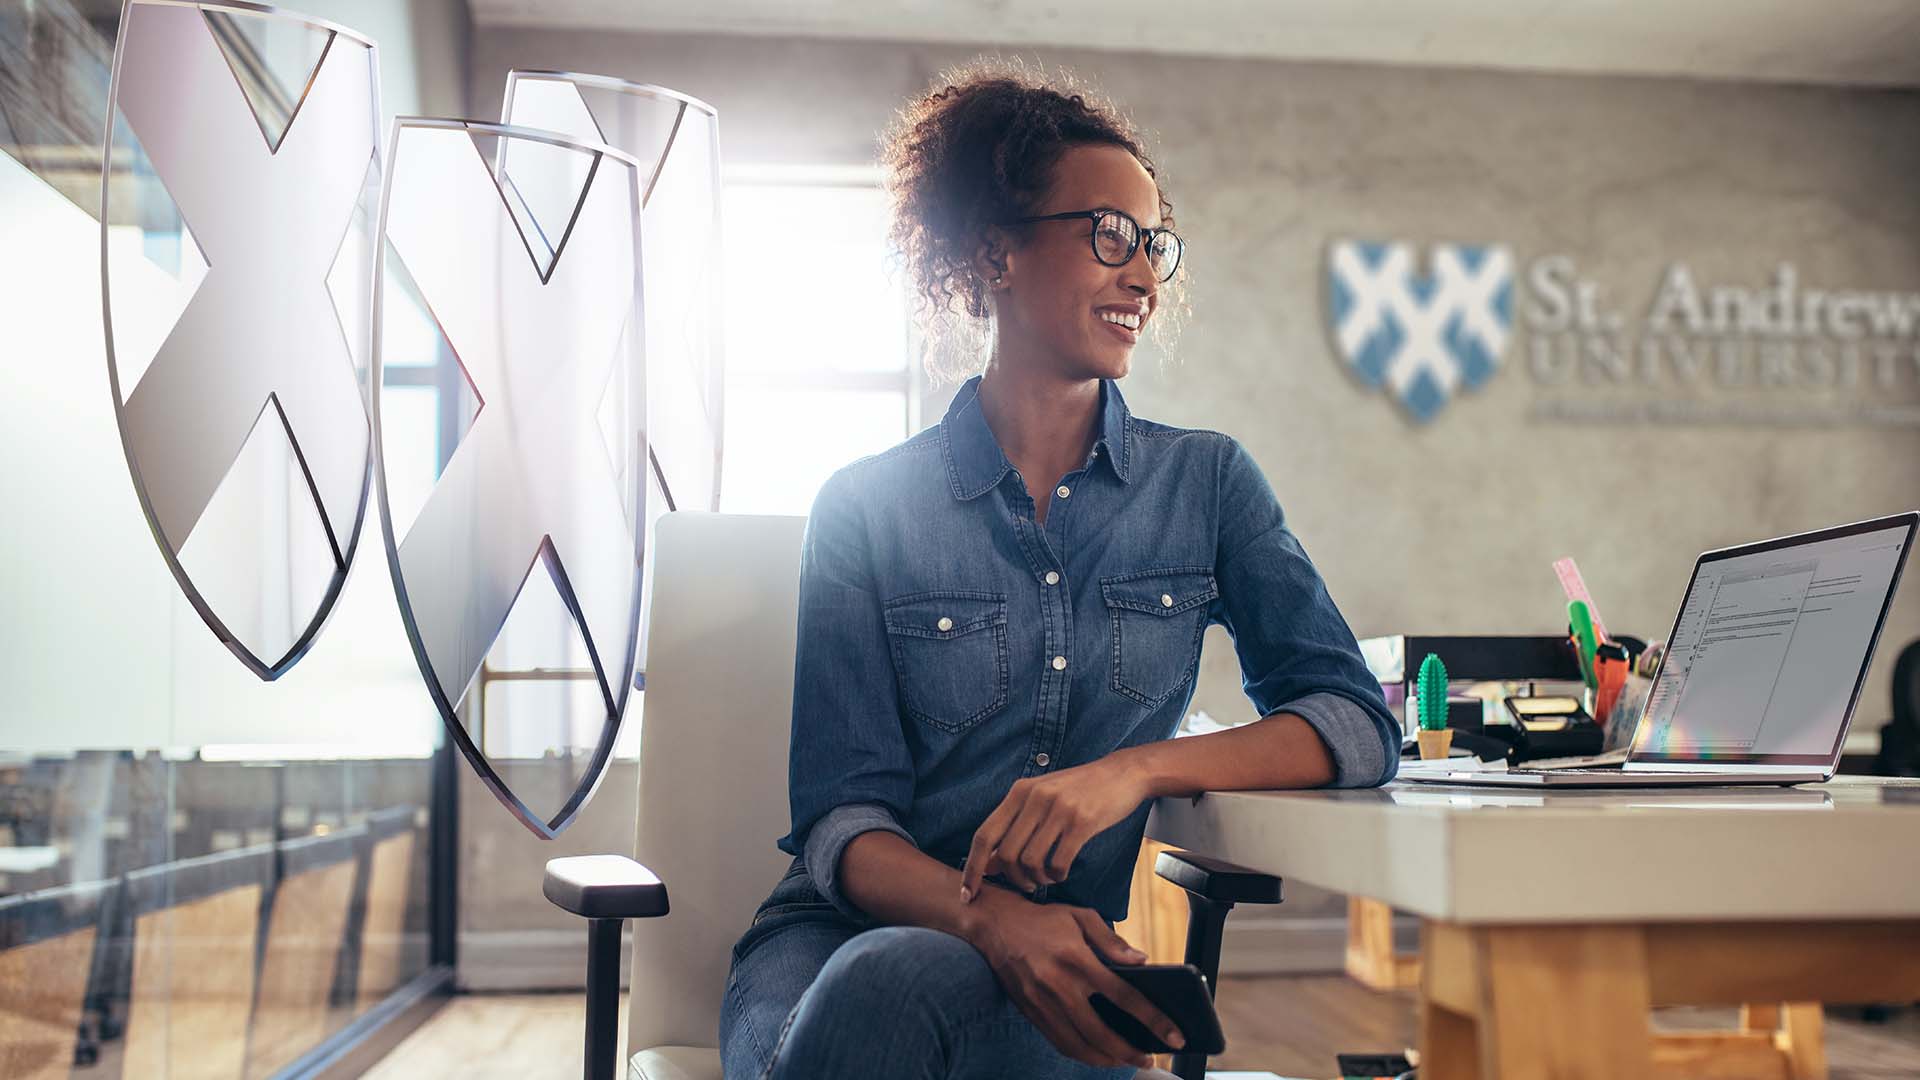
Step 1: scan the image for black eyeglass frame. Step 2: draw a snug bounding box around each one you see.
[1000,208,1184,282]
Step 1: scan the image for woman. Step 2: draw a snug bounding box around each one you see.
[719,62,1398,1080]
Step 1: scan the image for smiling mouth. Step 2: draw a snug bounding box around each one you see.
[1097,311,1143,344]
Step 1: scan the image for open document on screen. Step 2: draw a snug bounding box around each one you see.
[1634,524,1909,758]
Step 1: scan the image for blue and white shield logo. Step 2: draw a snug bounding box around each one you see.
[1326,240,1514,422]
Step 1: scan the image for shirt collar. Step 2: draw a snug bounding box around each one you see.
[941,375,1133,501]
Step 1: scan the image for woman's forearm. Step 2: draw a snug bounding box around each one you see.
[836,828,1004,945]
[836,715,1333,937]
[1109,710,1336,799]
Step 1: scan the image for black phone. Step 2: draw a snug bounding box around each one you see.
[1088,961,1227,1056]
[1335,1051,1414,1078]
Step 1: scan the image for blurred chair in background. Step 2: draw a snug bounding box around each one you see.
[0,879,111,1079]
[246,826,364,1078]
[123,845,273,1079]
[354,806,420,1012]
[1875,639,1920,776]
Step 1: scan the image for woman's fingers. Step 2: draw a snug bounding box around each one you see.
[1069,910,1186,1051]
[1046,827,1092,884]
[1074,907,1147,964]
[991,795,1052,891]
[1036,973,1149,1068]
[960,788,1024,900]
[1021,812,1077,888]
[1083,963,1185,1053]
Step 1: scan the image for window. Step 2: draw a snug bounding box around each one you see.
[718,171,920,516]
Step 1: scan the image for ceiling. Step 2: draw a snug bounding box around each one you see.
[467,0,1920,89]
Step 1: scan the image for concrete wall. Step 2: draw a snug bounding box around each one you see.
[471,27,1920,722]
[461,27,1920,967]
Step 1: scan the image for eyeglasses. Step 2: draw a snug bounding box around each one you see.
[1001,208,1184,283]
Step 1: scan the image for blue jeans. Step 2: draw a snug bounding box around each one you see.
[719,863,1139,1080]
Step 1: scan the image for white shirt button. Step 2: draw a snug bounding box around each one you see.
[1044,571,1060,586]
[1161,593,1174,608]
[937,616,953,631]
[1052,655,1068,671]
[1056,485,1071,499]
[1034,752,1051,767]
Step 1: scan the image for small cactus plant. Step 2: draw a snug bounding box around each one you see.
[1414,653,1456,761]
[1416,653,1449,731]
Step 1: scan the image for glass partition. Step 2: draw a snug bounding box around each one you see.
[1,2,448,1077]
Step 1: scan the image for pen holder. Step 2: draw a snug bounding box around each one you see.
[1416,728,1455,760]
[1600,673,1653,753]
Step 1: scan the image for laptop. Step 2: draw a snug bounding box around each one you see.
[1403,511,1918,788]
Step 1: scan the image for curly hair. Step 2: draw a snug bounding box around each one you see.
[880,58,1187,384]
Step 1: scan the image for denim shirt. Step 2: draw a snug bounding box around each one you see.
[776,375,1398,925]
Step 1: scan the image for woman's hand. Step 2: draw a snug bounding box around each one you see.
[962,885,1185,1069]
[960,753,1149,901]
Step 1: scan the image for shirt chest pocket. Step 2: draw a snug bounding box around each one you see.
[1101,568,1219,709]
[882,591,1010,734]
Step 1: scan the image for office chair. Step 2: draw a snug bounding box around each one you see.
[545,512,1215,1079]
[544,511,804,1080]
[1150,850,1283,1080]
[1874,639,1920,776]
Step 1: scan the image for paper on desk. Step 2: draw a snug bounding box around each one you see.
[1524,747,1631,770]
[1397,754,1509,776]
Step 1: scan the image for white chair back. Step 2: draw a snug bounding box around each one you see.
[626,512,808,1055]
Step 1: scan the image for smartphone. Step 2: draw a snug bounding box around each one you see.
[1335,1051,1414,1078]
[1088,961,1227,1056]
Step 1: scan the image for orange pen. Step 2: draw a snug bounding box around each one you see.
[1593,649,1629,729]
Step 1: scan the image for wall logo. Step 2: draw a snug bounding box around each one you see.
[1326,240,1515,423]
[1327,242,1920,428]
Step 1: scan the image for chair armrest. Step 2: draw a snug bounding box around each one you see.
[1153,850,1282,905]
[543,855,670,919]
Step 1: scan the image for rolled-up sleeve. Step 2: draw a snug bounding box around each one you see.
[775,468,918,919]
[1210,436,1400,787]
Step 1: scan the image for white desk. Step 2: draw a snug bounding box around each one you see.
[1147,777,1920,1079]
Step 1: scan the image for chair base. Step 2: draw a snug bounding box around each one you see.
[629,1044,721,1080]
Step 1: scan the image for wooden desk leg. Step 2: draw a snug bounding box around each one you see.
[1479,925,1655,1079]
[1346,896,1420,991]
[1735,1002,1828,1080]
[1780,1004,1828,1080]
[1421,922,1656,1080]
[1418,998,1480,1080]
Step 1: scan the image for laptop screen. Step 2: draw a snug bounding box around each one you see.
[1630,514,1916,767]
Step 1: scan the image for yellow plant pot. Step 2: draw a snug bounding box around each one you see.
[1416,728,1455,761]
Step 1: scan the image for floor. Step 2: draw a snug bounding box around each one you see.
[366,978,1920,1079]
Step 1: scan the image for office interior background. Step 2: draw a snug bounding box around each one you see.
[4,1,1920,1077]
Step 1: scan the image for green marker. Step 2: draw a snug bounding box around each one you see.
[1569,600,1599,689]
